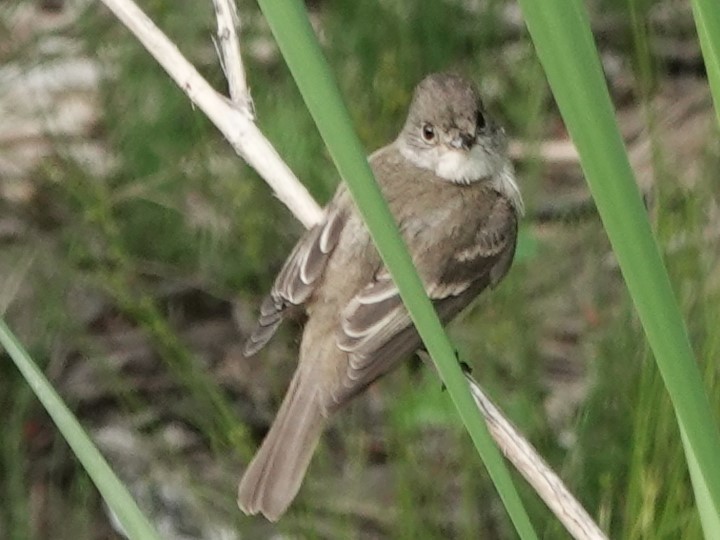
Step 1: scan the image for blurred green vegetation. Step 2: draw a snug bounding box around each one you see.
[1,0,719,538]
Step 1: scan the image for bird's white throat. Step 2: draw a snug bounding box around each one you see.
[398,142,524,214]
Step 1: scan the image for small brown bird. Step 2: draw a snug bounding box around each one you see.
[237,72,523,521]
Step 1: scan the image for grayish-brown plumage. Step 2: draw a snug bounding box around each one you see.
[237,72,523,521]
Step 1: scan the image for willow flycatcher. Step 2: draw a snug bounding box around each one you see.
[237,72,523,521]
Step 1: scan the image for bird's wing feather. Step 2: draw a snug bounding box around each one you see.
[243,206,346,356]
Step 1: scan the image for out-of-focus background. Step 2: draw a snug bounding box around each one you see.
[1,0,718,538]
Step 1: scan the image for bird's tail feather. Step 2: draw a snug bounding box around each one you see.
[237,371,325,521]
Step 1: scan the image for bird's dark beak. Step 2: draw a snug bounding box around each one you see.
[450,132,475,151]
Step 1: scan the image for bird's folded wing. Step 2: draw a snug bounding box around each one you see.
[243,205,345,356]
[331,196,517,406]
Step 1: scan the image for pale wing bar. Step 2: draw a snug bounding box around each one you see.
[243,207,345,356]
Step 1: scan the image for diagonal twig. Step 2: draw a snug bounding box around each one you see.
[99,0,322,229]
[467,374,606,539]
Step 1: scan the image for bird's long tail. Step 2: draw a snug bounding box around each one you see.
[237,370,325,521]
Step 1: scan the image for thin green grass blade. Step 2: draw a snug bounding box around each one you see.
[691,0,720,126]
[683,426,720,536]
[254,1,537,538]
[516,0,720,528]
[0,319,161,540]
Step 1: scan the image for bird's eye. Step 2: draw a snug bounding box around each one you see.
[476,110,486,131]
[421,123,436,142]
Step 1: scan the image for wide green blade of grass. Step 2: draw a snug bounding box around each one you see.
[516,0,720,533]
[254,1,537,538]
[691,0,720,126]
[0,319,161,540]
